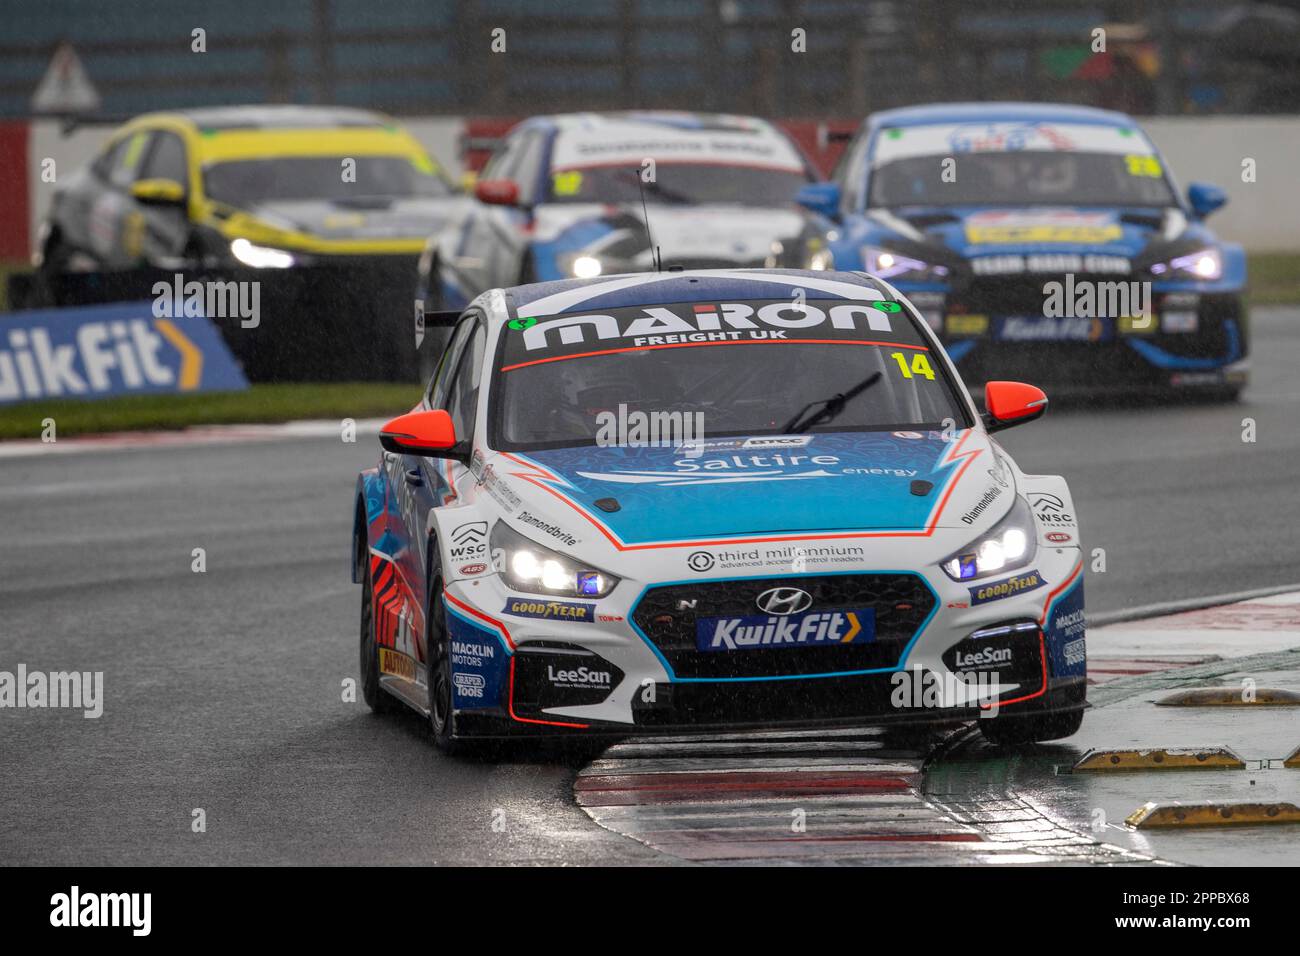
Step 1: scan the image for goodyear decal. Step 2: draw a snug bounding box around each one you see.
[969,569,1045,606]
[0,301,247,404]
[501,597,595,623]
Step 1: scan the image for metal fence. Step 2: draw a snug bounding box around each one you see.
[2,0,1298,119]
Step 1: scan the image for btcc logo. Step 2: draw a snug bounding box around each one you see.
[755,587,813,616]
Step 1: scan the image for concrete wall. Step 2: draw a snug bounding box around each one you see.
[20,115,1300,258]
[1142,118,1300,252]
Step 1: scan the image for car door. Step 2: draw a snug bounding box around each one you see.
[828,127,874,270]
[133,128,194,268]
[476,130,541,286]
[79,128,151,269]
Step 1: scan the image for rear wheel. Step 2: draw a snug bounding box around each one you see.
[978,707,1083,746]
[359,557,400,714]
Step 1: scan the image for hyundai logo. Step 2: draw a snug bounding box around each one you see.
[755,587,813,616]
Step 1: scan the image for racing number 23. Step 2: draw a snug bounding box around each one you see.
[890,351,935,380]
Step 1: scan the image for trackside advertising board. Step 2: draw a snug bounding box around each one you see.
[0,301,248,404]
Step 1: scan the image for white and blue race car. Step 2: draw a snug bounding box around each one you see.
[354,269,1086,754]
[799,103,1248,398]
[415,111,831,376]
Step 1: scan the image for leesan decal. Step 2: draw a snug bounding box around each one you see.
[969,569,1045,606]
[501,597,596,623]
[501,299,919,367]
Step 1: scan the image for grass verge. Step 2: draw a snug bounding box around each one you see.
[0,382,421,441]
[1246,253,1300,306]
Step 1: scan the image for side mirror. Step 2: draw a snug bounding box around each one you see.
[1187,182,1227,219]
[130,178,186,206]
[379,409,464,458]
[795,182,841,220]
[474,178,520,207]
[983,381,1048,433]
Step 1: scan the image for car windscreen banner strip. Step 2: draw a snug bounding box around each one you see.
[499,298,926,371]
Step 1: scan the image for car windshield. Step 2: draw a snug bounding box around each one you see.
[491,299,968,451]
[547,163,810,206]
[203,155,452,206]
[869,152,1176,208]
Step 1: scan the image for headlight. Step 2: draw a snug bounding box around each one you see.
[941,497,1037,582]
[807,247,834,270]
[568,254,603,279]
[490,521,618,598]
[862,245,948,281]
[231,238,295,269]
[1150,247,1221,281]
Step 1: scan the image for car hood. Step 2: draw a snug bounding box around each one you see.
[231,196,459,242]
[495,429,1016,547]
[529,203,821,278]
[878,204,1185,264]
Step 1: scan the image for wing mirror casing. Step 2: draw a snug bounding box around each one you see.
[1187,182,1227,219]
[795,182,842,221]
[130,178,187,206]
[474,178,520,207]
[379,409,467,460]
[982,381,1048,433]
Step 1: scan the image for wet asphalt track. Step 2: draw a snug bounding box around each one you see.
[0,307,1296,865]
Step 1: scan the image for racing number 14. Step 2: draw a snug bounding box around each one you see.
[890,351,935,380]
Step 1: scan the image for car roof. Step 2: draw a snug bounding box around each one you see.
[867,101,1139,130]
[514,110,785,135]
[139,104,393,132]
[502,269,892,319]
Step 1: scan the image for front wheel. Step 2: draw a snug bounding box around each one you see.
[424,563,468,755]
[978,707,1084,746]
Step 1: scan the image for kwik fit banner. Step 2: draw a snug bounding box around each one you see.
[0,301,248,404]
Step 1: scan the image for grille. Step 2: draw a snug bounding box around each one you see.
[632,573,935,679]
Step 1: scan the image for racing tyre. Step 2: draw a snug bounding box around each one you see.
[978,707,1084,746]
[424,556,470,756]
[359,557,400,715]
[30,235,74,308]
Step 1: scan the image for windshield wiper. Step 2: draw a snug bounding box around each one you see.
[780,371,883,434]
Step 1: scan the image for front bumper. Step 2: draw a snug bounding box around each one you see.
[441,549,1088,739]
[904,282,1249,395]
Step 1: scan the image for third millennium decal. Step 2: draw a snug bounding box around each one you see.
[969,569,1045,606]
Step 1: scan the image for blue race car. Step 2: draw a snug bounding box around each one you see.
[798,103,1248,398]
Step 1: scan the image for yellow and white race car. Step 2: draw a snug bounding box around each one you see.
[33,104,463,379]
